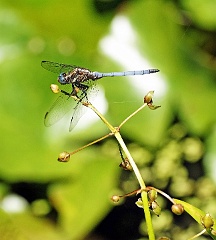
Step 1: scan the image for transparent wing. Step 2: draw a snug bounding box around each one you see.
[45,81,98,131]
[69,101,86,132]
[69,81,99,131]
[41,61,76,74]
[44,85,75,127]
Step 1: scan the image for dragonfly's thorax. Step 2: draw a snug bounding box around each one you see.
[58,67,98,85]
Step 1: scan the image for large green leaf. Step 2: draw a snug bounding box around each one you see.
[48,156,120,239]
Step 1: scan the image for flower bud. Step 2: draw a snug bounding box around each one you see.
[58,152,70,162]
[151,201,161,216]
[148,189,157,202]
[171,204,184,215]
[50,84,60,94]
[119,159,132,171]
[144,91,154,104]
[144,91,161,110]
[111,195,120,203]
[135,198,143,208]
[201,213,214,229]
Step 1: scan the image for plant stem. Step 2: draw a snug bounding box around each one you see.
[69,133,113,155]
[115,132,155,240]
[118,103,147,129]
[85,101,155,240]
[83,101,117,133]
[114,132,145,187]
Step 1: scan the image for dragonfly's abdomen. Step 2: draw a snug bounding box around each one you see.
[93,69,159,78]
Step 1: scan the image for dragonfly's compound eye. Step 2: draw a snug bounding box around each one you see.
[58,73,67,84]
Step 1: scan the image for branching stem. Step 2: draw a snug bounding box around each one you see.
[82,99,155,240]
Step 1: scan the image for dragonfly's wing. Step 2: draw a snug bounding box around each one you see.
[45,80,98,131]
[69,102,86,132]
[41,61,76,74]
[44,85,75,127]
[44,94,75,127]
[69,81,99,131]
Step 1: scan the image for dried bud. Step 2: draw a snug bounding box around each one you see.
[119,159,132,171]
[201,213,214,229]
[144,91,161,110]
[171,204,184,215]
[144,91,154,104]
[58,152,70,162]
[50,84,60,94]
[111,195,120,203]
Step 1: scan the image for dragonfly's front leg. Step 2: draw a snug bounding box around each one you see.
[61,89,71,96]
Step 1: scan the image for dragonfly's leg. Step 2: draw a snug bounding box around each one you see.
[74,83,89,100]
[75,83,88,93]
[63,84,80,98]
[60,89,70,96]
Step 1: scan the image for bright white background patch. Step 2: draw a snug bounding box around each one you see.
[99,15,167,98]
[1,194,28,213]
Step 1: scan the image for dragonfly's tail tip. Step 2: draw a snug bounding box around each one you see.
[150,69,160,74]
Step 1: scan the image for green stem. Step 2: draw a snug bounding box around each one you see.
[84,102,116,133]
[115,132,155,240]
[85,101,155,240]
[69,133,112,155]
[114,132,145,187]
[118,103,147,129]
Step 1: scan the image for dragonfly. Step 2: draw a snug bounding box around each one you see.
[41,60,159,131]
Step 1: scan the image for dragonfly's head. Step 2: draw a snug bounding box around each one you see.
[58,73,68,84]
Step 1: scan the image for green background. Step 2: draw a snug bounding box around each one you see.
[0,0,216,239]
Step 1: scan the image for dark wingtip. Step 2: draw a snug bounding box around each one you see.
[41,60,50,66]
[41,60,46,67]
[44,111,49,119]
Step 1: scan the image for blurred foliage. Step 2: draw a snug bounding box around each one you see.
[0,0,216,239]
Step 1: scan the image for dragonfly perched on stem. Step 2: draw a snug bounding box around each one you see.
[41,60,159,131]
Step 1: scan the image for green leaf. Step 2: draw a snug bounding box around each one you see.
[48,157,120,239]
[0,209,63,240]
[174,199,216,239]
